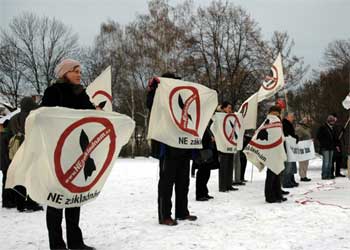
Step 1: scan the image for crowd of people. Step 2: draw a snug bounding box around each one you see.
[0,59,348,249]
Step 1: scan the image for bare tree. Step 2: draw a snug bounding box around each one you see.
[323,39,350,69]
[1,13,79,94]
[190,1,267,107]
[0,41,25,107]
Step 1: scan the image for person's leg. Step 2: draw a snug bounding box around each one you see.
[66,207,84,249]
[335,154,343,176]
[226,155,234,189]
[240,152,247,181]
[203,168,211,197]
[46,206,66,249]
[233,153,241,183]
[328,151,334,178]
[218,154,227,192]
[282,163,293,188]
[196,166,206,199]
[321,150,328,179]
[1,168,15,207]
[14,185,26,211]
[158,157,176,222]
[175,158,190,218]
[265,169,277,202]
[299,161,307,179]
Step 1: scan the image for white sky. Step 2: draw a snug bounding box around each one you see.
[1,0,350,78]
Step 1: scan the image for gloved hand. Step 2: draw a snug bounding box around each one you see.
[147,77,160,92]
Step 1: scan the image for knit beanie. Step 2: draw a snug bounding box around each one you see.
[55,59,80,79]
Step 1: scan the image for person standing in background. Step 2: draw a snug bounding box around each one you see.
[295,117,313,182]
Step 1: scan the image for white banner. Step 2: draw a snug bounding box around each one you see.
[6,107,135,208]
[210,112,244,153]
[257,53,285,102]
[147,77,218,149]
[86,66,113,111]
[238,92,258,130]
[285,136,315,162]
[342,93,350,110]
[243,114,286,175]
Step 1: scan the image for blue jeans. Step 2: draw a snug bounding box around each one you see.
[321,150,334,179]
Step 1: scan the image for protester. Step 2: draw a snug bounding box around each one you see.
[217,101,238,192]
[147,72,197,226]
[295,117,313,181]
[264,106,287,203]
[41,59,95,250]
[316,115,337,180]
[0,119,16,208]
[193,124,219,201]
[331,113,346,177]
[282,112,299,188]
[8,96,43,212]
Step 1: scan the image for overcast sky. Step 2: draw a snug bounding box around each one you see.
[1,0,350,78]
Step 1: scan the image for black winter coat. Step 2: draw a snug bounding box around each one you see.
[316,123,336,151]
[0,130,11,171]
[282,118,299,141]
[41,82,95,110]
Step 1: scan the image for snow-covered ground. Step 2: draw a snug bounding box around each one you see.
[1,157,350,250]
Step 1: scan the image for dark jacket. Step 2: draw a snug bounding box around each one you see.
[282,118,299,141]
[9,97,38,135]
[0,128,12,171]
[316,123,336,151]
[193,124,219,170]
[41,81,95,110]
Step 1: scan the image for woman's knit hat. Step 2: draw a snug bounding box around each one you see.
[55,59,80,78]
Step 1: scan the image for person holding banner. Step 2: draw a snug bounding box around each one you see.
[282,112,299,188]
[264,106,286,203]
[41,59,95,250]
[217,101,238,192]
[295,117,313,181]
[146,73,197,226]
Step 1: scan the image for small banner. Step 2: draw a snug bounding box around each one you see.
[238,92,258,130]
[285,136,315,162]
[257,53,285,102]
[86,66,113,111]
[6,107,135,208]
[210,112,244,153]
[147,77,218,149]
[243,114,286,175]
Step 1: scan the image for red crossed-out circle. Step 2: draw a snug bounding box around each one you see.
[249,121,283,149]
[92,90,112,102]
[262,65,278,91]
[223,113,241,146]
[169,86,200,137]
[240,102,248,118]
[54,117,116,193]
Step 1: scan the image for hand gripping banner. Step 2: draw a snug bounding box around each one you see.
[6,107,135,208]
[243,114,286,175]
[210,112,244,153]
[147,77,218,149]
[86,66,113,111]
[257,53,285,102]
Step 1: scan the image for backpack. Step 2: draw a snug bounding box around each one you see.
[8,133,25,160]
